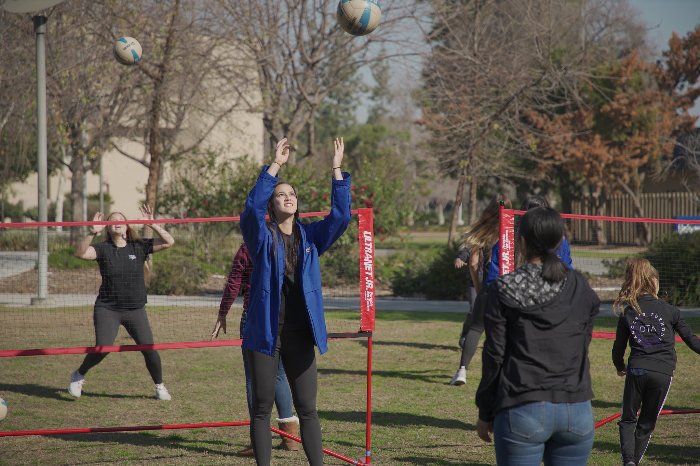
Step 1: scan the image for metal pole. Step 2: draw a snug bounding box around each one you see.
[32,15,49,304]
[99,155,104,213]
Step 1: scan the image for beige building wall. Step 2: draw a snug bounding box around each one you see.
[9,111,264,220]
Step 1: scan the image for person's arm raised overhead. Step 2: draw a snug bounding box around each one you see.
[141,204,174,252]
[304,137,351,255]
[74,212,102,260]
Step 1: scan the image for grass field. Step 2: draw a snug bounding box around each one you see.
[1,308,699,465]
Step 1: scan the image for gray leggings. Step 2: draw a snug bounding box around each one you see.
[78,306,163,384]
[459,287,485,368]
[246,329,322,466]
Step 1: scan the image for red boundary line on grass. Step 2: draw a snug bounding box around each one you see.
[0,332,371,358]
[0,422,363,465]
[0,332,373,465]
[594,409,700,429]
[1,332,667,358]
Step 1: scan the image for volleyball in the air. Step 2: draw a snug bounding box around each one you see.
[113,36,142,65]
[0,398,7,421]
[337,0,382,36]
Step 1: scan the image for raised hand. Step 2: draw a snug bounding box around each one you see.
[139,203,154,221]
[275,138,290,166]
[90,212,105,234]
[333,137,344,169]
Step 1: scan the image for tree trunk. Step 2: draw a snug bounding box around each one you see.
[469,168,478,224]
[448,165,468,244]
[592,188,608,246]
[68,142,86,246]
[143,0,180,216]
[55,144,67,233]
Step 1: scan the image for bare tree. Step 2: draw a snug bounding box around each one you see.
[0,4,133,242]
[219,0,422,162]
[0,13,36,209]
[420,0,649,242]
[99,1,252,213]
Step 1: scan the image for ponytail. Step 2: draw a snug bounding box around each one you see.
[541,247,567,283]
[519,207,567,283]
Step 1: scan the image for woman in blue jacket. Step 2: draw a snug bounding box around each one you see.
[240,137,351,466]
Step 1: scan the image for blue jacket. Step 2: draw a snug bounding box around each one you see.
[484,238,573,288]
[240,167,352,356]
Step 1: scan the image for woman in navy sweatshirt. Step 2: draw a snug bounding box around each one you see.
[612,258,700,466]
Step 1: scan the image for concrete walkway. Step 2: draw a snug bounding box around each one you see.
[0,252,36,279]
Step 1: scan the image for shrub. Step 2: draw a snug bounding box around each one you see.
[320,242,359,288]
[644,231,700,306]
[48,247,94,269]
[387,243,470,300]
[148,253,208,296]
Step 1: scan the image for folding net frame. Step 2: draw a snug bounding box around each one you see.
[0,208,377,465]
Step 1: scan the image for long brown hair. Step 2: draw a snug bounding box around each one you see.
[267,182,301,275]
[459,194,511,253]
[104,212,141,243]
[613,258,659,315]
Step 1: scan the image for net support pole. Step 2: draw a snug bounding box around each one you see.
[357,208,375,464]
[499,205,515,276]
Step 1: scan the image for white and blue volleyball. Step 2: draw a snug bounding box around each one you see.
[113,37,142,65]
[0,398,7,421]
[337,0,381,36]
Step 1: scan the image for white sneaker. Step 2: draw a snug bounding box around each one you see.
[155,383,172,401]
[68,370,85,398]
[449,367,467,386]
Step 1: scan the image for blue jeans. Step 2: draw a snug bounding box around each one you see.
[493,401,594,466]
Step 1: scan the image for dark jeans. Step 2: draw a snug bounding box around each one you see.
[246,328,322,466]
[78,306,163,384]
[618,368,672,465]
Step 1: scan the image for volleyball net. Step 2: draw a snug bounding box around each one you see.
[499,207,700,304]
[0,209,376,465]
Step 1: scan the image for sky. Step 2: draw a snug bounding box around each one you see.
[628,0,700,117]
[628,0,700,56]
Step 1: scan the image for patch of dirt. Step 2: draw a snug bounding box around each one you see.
[0,267,101,294]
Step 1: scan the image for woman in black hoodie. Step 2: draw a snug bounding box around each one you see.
[475,207,600,466]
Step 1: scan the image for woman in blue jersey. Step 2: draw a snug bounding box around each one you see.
[240,137,351,466]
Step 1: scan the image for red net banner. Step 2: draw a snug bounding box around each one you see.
[358,208,376,332]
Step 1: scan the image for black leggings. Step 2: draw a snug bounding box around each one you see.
[246,329,322,466]
[618,369,672,465]
[78,306,163,384]
[459,289,485,368]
